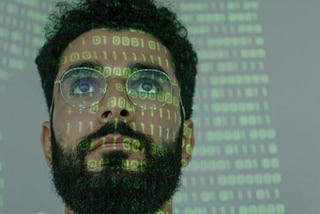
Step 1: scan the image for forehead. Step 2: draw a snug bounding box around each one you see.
[57,28,176,80]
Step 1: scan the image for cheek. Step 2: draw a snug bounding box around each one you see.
[53,105,99,147]
[130,107,181,143]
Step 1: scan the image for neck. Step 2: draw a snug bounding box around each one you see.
[65,199,173,214]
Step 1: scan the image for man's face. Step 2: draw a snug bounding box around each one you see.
[41,28,194,214]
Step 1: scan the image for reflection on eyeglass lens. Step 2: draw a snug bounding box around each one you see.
[60,67,173,109]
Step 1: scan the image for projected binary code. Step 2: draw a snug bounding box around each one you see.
[0,0,50,71]
[174,1,285,214]
[0,0,286,213]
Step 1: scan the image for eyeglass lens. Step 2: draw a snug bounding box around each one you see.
[59,68,173,109]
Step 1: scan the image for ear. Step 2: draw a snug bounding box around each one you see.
[181,119,195,167]
[40,121,52,168]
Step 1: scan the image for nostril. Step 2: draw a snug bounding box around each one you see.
[120,109,129,117]
[102,110,112,118]
[102,109,130,119]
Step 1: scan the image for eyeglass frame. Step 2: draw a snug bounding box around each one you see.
[49,67,186,119]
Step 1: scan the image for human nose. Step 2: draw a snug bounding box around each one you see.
[98,77,134,123]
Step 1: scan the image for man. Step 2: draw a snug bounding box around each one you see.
[35,0,198,213]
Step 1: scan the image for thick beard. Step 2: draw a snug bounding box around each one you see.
[50,121,183,214]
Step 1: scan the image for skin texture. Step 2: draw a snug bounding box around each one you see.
[40,28,195,214]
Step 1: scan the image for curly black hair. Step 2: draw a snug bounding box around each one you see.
[35,0,198,119]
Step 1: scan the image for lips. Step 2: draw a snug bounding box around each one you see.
[91,134,141,152]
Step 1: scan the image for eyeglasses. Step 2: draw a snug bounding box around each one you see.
[50,67,185,118]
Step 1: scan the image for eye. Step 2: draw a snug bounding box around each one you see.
[131,77,162,94]
[71,77,99,95]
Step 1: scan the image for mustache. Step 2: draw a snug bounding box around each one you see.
[77,121,151,158]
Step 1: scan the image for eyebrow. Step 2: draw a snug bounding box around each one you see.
[67,60,103,70]
[66,61,169,75]
[127,62,168,74]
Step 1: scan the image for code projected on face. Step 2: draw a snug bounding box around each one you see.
[175,1,285,214]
